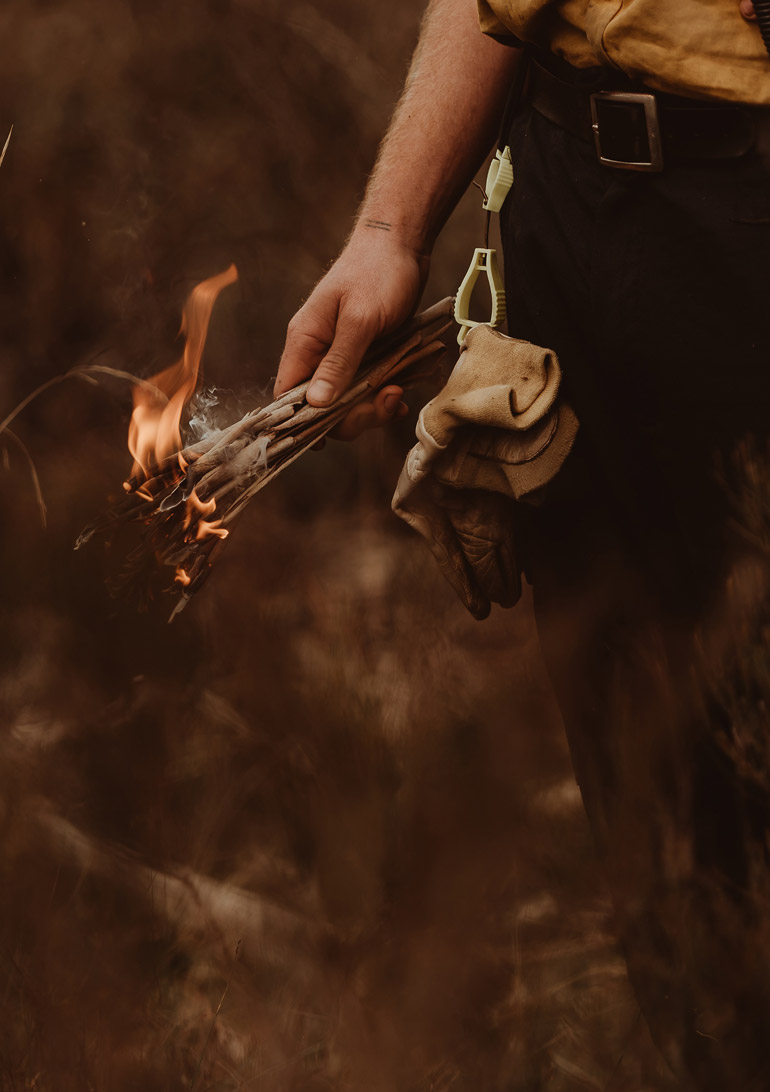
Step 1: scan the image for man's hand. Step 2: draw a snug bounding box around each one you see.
[275,229,428,439]
[741,1,757,20]
[274,0,520,441]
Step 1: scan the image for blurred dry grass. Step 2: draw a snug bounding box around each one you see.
[0,494,680,1091]
[0,1,683,1089]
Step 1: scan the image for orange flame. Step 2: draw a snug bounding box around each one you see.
[195,519,229,542]
[128,264,238,480]
[182,485,228,544]
[183,489,217,531]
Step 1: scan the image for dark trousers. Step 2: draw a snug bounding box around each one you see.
[502,101,770,1091]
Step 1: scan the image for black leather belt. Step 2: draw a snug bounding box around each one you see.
[528,59,763,171]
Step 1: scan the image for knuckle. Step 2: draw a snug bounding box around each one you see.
[285,324,328,359]
[318,351,355,381]
[342,301,378,330]
[285,315,310,342]
[287,298,335,344]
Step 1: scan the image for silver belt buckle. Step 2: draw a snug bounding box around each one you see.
[590,91,664,172]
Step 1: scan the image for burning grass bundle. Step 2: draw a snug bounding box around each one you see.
[75,268,453,616]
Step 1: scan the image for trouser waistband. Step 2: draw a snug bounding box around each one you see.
[527,54,768,171]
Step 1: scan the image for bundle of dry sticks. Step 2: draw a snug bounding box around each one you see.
[77,297,453,616]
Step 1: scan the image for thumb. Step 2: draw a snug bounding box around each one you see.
[306,310,378,406]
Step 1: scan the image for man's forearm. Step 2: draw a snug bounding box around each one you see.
[353,0,520,257]
[276,0,518,405]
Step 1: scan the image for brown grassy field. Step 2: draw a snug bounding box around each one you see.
[0,1,684,1088]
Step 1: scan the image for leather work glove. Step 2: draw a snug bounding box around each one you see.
[392,324,578,619]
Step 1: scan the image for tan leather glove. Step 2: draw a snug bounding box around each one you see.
[392,324,578,619]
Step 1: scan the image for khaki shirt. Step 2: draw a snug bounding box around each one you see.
[477,0,770,105]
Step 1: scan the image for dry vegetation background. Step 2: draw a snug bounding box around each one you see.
[0,1,683,1088]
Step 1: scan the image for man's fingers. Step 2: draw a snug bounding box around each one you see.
[306,311,379,406]
[741,0,756,20]
[330,385,407,441]
[375,386,408,423]
[330,402,378,440]
[274,320,329,397]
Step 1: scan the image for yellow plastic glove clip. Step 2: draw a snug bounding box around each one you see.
[453,247,506,346]
[482,146,514,213]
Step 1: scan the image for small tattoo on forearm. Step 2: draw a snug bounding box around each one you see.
[363,219,392,231]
